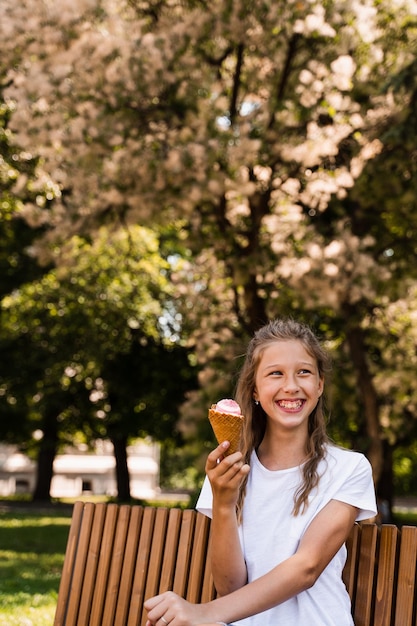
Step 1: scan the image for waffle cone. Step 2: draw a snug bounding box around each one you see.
[208,406,244,455]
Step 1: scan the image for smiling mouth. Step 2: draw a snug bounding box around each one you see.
[277,400,305,410]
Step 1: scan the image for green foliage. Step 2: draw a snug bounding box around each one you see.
[2,0,417,501]
[0,100,54,298]
[103,335,198,441]
[0,225,198,460]
[394,442,417,496]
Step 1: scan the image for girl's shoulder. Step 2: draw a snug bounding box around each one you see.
[324,443,371,468]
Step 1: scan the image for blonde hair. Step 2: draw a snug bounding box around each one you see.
[235,318,331,521]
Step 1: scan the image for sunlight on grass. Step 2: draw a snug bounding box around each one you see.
[0,512,71,626]
[0,603,57,626]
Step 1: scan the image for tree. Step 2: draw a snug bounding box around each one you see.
[102,334,198,500]
[0,98,58,296]
[0,87,62,475]
[0,225,197,500]
[3,0,417,505]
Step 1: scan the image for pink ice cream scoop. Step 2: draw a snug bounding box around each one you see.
[215,398,242,416]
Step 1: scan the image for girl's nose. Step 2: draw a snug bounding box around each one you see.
[282,375,299,392]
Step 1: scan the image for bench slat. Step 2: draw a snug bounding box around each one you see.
[54,501,85,626]
[127,506,156,626]
[101,505,132,626]
[75,502,107,625]
[394,525,417,626]
[172,509,197,598]
[88,504,120,625]
[200,531,217,603]
[186,511,211,603]
[343,523,361,602]
[66,501,98,626]
[373,525,399,626]
[114,506,144,626]
[158,508,183,593]
[352,523,379,626]
[141,508,170,625]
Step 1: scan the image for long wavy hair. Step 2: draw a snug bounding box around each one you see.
[235,318,331,521]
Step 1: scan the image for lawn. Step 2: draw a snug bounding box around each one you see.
[0,509,72,626]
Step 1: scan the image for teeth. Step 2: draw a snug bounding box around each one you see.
[279,400,303,409]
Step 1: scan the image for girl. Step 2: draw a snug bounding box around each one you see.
[145,319,377,626]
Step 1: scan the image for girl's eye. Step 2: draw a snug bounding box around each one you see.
[299,369,312,375]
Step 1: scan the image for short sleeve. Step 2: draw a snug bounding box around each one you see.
[195,475,213,518]
[332,453,377,521]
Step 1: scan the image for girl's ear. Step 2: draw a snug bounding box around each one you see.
[253,388,259,401]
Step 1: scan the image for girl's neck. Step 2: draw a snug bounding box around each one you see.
[257,432,308,471]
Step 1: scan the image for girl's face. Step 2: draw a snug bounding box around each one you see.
[253,339,324,434]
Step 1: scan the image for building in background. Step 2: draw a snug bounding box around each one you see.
[0,439,160,500]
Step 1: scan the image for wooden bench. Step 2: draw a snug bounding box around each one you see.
[54,501,417,626]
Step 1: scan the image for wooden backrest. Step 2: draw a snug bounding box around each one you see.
[54,502,417,626]
[54,502,215,626]
[342,522,417,626]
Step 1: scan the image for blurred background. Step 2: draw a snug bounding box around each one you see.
[1,0,417,526]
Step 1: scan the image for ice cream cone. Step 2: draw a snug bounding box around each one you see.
[208,405,244,455]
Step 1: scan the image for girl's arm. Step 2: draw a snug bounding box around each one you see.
[205,443,250,594]
[144,498,358,626]
[209,498,358,622]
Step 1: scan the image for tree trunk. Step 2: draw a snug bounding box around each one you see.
[32,415,58,501]
[344,320,384,485]
[111,435,131,502]
[377,441,395,523]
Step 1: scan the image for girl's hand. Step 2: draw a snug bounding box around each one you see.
[144,591,214,626]
[205,442,250,509]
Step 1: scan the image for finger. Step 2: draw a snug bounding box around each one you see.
[216,450,246,473]
[208,453,248,484]
[144,593,165,610]
[206,441,231,469]
[220,459,250,482]
[208,461,249,495]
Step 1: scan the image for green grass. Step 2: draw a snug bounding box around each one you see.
[393,510,417,526]
[0,511,71,626]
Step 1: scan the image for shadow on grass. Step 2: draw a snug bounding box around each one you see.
[0,516,71,554]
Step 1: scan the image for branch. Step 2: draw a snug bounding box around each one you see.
[229,43,245,125]
[268,33,301,130]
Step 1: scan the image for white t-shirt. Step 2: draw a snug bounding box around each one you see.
[196,444,377,626]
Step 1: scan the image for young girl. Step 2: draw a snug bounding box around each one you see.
[145,319,377,626]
